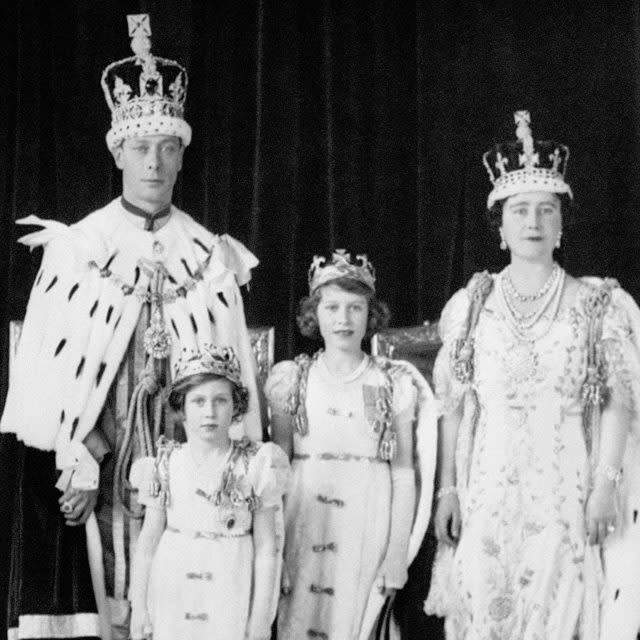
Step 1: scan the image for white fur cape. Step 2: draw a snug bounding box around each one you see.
[1,198,261,460]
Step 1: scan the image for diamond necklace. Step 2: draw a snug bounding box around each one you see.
[500,263,561,327]
[504,263,559,302]
[499,266,565,339]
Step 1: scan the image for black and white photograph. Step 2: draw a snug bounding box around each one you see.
[2,2,640,639]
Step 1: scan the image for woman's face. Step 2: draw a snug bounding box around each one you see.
[316,283,369,352]
[183,377,235,447]
[501,191,562,262]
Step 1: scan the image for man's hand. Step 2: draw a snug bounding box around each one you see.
[58,487,98,526]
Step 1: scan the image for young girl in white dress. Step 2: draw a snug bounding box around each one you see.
[128,345,289,640]
[265,250,436,640]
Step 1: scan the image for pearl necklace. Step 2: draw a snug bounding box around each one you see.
[498,266,565,341]
[501,264,561,328]
[504,263,559,302]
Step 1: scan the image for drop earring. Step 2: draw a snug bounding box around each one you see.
[555,230,562,249]
[499,229,507,251]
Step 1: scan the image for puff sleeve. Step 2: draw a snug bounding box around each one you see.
[247,442,291,510]
[390,364,419,423]
[601,287,640,419]
[433,287,470,417]
[129,456,164,509]
[264,360,299,414]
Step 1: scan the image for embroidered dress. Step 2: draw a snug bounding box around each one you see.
[425,274,640,640]
[266,354,418,640]
[130,440,288,640]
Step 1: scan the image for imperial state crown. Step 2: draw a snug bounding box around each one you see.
[101,14,191,149]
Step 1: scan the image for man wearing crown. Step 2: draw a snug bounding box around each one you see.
[0,14,262,640]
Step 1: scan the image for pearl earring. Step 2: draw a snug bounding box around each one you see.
[499,230,507,251]
[555,230,562,249]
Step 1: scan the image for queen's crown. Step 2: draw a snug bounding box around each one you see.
[482,111,572,208]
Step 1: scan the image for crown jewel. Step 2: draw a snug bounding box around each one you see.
[482,110,572,208]
[308,249,376,294]
[173,344,242,387]
[101,14,192,149]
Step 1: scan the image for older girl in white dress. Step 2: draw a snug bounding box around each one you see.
[266,251,436,640]
[425,111,640,640]
[128,345,289,640]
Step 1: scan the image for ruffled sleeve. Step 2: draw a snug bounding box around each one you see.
[129,456,164,509]
[389,363,419,423]
[601,286,640,420]
[216,234,259,287]
[264,360,299,415]
[433,287,470,417]
[247,442,291,510]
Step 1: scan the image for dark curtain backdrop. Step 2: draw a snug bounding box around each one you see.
[2,0,640,408]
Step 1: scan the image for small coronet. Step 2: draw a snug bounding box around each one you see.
[308,249,376,294]
[173,344,243,387]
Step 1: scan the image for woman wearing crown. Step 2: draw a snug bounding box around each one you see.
[264,251,437,639]
[424,111,640,639]
[128,345,289,640]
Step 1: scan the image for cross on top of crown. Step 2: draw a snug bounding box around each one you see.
[514,110,540,169]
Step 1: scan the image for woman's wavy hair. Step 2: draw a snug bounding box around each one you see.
[168,373,249,421]
[296,276,390,341]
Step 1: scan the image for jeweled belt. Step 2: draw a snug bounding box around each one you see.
[293,452,383,463]
[166,525,251,539]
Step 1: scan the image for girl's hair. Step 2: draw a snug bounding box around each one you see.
[296,276,390,340]
[485,192,574,233]
[168,373,249,420]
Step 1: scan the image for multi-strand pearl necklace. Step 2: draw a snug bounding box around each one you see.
[498,264,565,341]
[503,262,559,302]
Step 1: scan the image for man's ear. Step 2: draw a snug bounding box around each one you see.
[111,144,124,169]
[176,145,185,172]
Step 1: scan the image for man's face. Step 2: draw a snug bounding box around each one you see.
[112,134,184,211]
